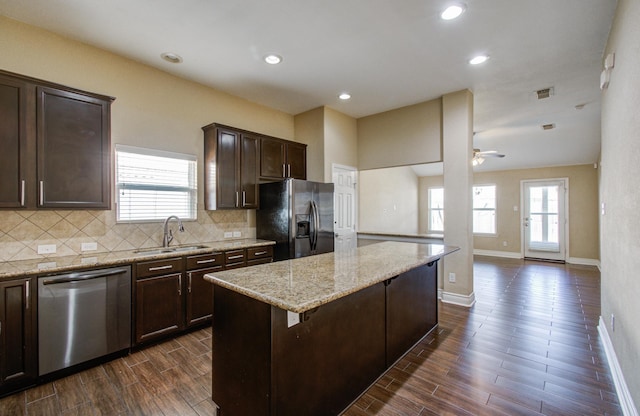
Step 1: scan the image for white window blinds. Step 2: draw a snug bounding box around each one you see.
[115,145,197,222]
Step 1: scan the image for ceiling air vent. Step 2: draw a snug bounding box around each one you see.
[536,87,554,99]
[541,123,555,130]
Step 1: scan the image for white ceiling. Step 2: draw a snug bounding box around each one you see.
[0,0,617,172]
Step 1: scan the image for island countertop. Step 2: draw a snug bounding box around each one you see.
[204,241,458,313]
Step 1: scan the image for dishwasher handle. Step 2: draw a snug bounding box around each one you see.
[41,267,130,285]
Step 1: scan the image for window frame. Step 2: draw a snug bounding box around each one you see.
[115,144,198,223]
[427,186,444,233]
[472,184,497,235]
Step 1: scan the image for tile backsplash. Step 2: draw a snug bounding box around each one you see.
[0,209,253,262]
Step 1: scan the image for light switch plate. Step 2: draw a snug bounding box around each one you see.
[81,242,98,251]
[233,231,241,238]
[224,232,233,238]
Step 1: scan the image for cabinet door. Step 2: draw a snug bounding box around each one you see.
[240,134,259,208]
[260,137,286,179]
[216,128,241,209]
[135,274,183,344]
[37,87,111,209]
[186,266,221,327]
[385,263,437,367]
[0,278,36,393]
[286,142,307,179]
[0,75,34,208]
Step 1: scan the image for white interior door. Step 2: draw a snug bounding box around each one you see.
[332,165,357,252]
[522,179,568,261]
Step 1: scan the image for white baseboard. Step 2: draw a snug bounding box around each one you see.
[598,316,639,416]
[441,291,476,308]
[473,249,600,268]
[568,257,601,267]
[473,249,521,259]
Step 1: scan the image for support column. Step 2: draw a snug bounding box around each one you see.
[442,90,475,307]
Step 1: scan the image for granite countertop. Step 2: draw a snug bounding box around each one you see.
[0,239,275,280]
[204,241,459,313]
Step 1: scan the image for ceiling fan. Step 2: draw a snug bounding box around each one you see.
[473,148,505,166]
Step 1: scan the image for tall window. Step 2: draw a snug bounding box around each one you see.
[473,185,496,234]
[428,187,444,233]
[115,145,197,222]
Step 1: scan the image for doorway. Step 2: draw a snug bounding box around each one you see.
[332,164,357,252]
[521,179,568,262]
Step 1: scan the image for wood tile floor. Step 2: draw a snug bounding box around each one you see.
[0,256,622,415]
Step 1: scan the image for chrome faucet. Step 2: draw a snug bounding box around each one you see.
[162,215,185,247]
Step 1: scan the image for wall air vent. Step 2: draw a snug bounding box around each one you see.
[541,123,556,130]
[536,87,554,99]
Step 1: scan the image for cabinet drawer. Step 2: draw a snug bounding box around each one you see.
[225,249,246,268]
[247,246,273,261]
[186,252,224,270]
[136,258,183,279]
[247,257,273,267]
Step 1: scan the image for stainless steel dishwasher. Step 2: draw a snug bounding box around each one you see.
[38,266,131,376]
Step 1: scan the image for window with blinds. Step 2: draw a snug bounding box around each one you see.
[115,145,197,222]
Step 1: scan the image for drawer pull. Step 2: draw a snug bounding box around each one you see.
[227,255,244,260]
[196,259,217,264]
[253,251,267,256]
[148,265,173,271]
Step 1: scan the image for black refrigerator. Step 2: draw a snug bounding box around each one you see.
[256,179,334,261]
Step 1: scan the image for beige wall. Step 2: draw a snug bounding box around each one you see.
[600,0,640,409]
[323,107,358,182]
[474,164,600,261]
[417,164,600,262]
[418,176,444,234]
[358,166,418,234]
[294,107,325,182]
[357,98,442,170]
[0,16,295,261]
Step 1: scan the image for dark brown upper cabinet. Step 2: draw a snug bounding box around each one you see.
[203,124,259,210]
[0,70,114,210]
[260,137,306,180]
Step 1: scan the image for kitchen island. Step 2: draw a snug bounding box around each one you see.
[204,241,458,416]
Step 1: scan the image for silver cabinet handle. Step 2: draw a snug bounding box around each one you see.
[242,190,246,206]
[236,191,239,207]
[254,251,267,256]
[288,164,291,177]
[25,280,30,310]
[188,272,192,293]
[148,265,173,272]
[282,164,286,177]
[178,275,182,296]
[196,259,217,264]
[227,254,243,260]
[39,180,44,205]
[20,180,25,206]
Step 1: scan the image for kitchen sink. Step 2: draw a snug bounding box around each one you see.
[134,245,210,256]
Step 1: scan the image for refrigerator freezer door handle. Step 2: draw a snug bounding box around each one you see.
[311,200,319,251]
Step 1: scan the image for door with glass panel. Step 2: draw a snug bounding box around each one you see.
[522,179,567,261]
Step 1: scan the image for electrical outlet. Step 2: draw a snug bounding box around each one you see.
[224,232,233,238]
[448,272,456,283]
[81,242,98,251]
[502,241,508,247]
[37,244,56,254]
[233,231,241,238]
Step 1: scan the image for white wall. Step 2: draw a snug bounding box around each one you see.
[600,0,640,410]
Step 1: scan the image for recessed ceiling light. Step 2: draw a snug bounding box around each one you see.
[339,92,351,100]
[440,3,466,20]
[161,52,183,64]
[469,55,489,65]
[264,54,282,65]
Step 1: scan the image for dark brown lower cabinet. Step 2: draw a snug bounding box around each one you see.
[385,262,437,366]
[135,273,183,344]
[211,261,438,416]
[185,266,219,327]
[0,278,36,396]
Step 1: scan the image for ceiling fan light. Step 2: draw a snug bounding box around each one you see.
[264,54,282,65]
[472,156,484,166]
